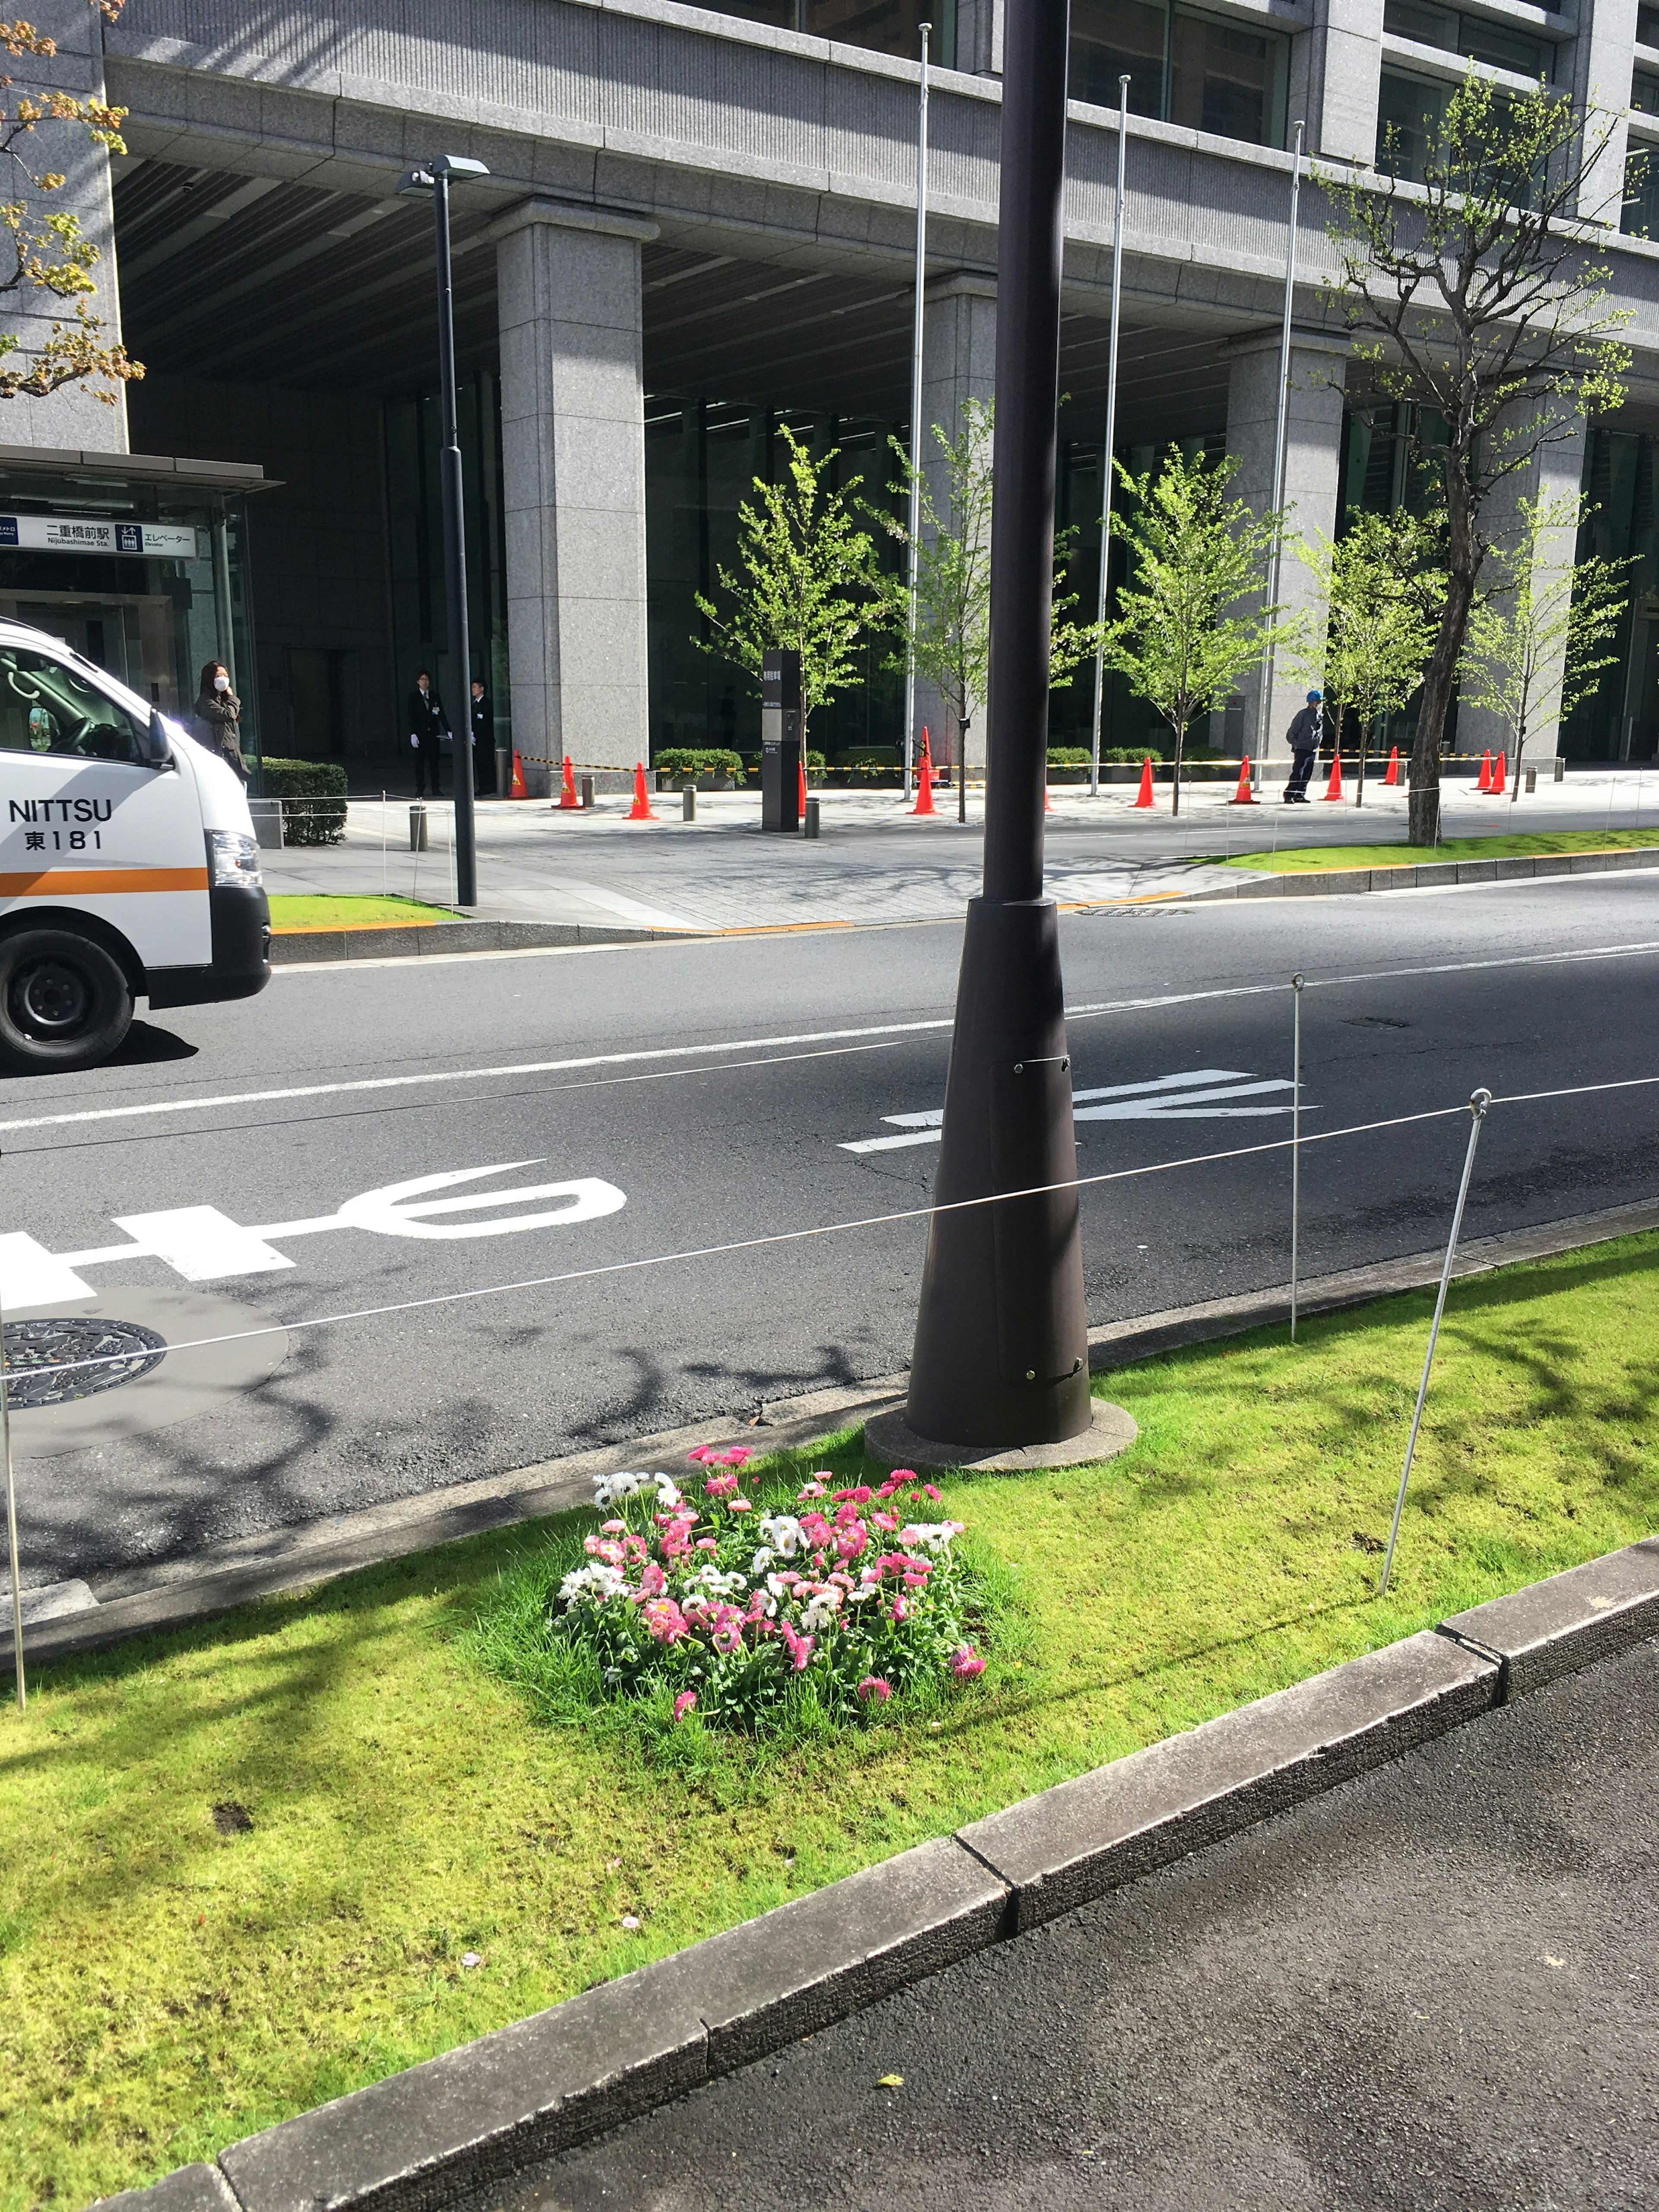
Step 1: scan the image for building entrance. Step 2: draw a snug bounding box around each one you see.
[1,592,178,709]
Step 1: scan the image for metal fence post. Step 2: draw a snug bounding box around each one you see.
[1379,1088,1493,1597]
[2,1286,23,1713]
[1290,972,1303,1341]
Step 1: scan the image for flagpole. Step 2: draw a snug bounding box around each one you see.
[1089,74,1131,801]
[903,20,932,803]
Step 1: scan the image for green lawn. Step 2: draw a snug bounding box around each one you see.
[266,894,454,931]
[5,1235,1658,2205]
[1216,826,1659,874]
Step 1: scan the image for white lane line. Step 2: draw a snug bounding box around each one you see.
[4,937,1658,1138]
[840,1069,1295,1152]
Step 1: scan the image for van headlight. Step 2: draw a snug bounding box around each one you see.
[207,830,262,888]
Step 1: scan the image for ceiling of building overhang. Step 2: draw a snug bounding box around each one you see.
[113,158,1238,442]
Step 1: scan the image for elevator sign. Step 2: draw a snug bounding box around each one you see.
[0,513,203,558]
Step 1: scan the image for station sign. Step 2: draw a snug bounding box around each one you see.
[0,513,203,558]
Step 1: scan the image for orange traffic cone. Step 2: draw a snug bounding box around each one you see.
[1477,750,1493,791]
[912,734,936,816]
[509,751,528,800]
[556,754,579,809]
[1044,769,1054,814]
[798,756,808,818]
[1491,748,1506,795]
[1322,750,1345,801]
[1227,755,1257,805]
[628,762,656,821]
[1131,756,1155,809]
[1384,746,1400,786]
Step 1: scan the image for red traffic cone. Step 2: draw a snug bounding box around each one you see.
[798,756,808,817]
[556,754,579,809]
[1044,766,1054,814]
[1384,745,1400,786]
[1322,750,1345,801]
[1477,750,1492,791]
[912,733,937,816]
[628,762,656,821]
[1131,756,1155,809]
[1491,748,1506,795]
[1227,754,1257,805]
[509,750,528,800]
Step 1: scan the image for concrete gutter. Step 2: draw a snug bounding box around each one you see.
[14,1196,1658,1675]
[1184,843,1659,902]
[100,1537,1659,2212]
[268,917,708,964]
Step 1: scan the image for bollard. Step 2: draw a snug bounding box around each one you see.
[1526,766,1537,794]
[1554,757,1565,782]
[804,796,821,839]
[581,775,594,809]
[682,785,696,822]
[409,803,429,852]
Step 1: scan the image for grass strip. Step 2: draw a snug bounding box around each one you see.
[1212,826,1659,874]
[266,893,454,931]
[4,1233,1657,2205]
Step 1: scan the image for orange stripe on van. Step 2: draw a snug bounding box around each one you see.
[0,867,210,897]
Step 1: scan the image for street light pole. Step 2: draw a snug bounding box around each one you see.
[1252,120,1304,795]
[903,0,1092,1450]
[903,21,932,804]
[1088,73,1130,802]
[399,153,489,908]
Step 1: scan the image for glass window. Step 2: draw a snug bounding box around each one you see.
[0,645,145,763]
[1069,0,1287,147]
[1635,71,1659,117]
[1377,68,1452,182]
[1624,147,1659,237]
[1383,2,1549,80]
[1641,4,1659,49]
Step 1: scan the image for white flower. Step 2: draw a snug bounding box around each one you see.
[845,1583,879,1603]
[758,1514,804,1559]
[654,1474,682,1508]
[593,1471,652,1509]
[751,1547,775,1573]
[801,1588,844,1634]
[898,1520,965,1552]
[694,1564,749,1599]
[559,1562,627,1608]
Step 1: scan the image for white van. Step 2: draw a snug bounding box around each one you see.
[0,619,270,1071]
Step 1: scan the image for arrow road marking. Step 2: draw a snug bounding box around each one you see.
[1,1162,628,1306]
[840,1067,1301,1154]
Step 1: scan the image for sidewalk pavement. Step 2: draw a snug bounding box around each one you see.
[260,773,1659,935]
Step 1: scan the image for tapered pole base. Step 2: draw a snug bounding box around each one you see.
[906,894,1093,1447]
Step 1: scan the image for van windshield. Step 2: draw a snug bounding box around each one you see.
[0,645,145,764]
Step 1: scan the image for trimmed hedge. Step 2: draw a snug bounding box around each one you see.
[258,756,348,845]
[654,747,747,786]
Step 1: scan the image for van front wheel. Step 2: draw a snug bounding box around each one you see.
[0,930,134,1072]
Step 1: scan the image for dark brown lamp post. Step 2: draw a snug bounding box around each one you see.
[871,0,1135,1470]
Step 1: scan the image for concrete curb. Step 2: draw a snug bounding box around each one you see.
[97,1538,1659,2212]
[1183,843,1659,903]
[17,1198,1659,1675]
[268,917,709,964]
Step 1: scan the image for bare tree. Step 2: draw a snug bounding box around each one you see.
[1320,70,1630,844]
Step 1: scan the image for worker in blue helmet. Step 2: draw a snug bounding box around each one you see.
[1283,689,1327,803]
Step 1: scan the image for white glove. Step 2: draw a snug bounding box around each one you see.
[410,735,419,748]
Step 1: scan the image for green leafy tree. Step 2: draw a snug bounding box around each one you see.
[693,424,881,750]
[0,4,141,404]
[1288,512,1443,775]
[1462,493,1629,785]
[1320,70,1630,845]
[873,395,1099,767]
[1101,445,1290,816]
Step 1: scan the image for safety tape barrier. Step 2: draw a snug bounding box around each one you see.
[9,1071,1658,1386]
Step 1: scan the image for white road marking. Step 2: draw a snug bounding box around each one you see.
[2,938,1656,1141]
[16,1161,630,1303]
[840,1068,1300,1152]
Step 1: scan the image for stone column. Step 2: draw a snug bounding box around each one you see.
[1568,0,1635,228]
[1459,416,1590,769]
[1297,0,1384,165]
[0,0,128,449]
[1225,333,1349,764]
[495,202,657,797]
[915,273,996,777]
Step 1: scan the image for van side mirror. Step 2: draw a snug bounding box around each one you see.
[144,708,174,767]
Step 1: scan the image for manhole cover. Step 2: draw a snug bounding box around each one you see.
[0,1316,168,1408]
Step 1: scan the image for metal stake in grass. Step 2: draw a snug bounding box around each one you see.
[1379,1087,1492,1598]
[1290,973,1303,1341]
[2,1275,23,1713]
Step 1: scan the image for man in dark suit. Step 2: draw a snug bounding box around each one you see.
[408,670,448,796]
[470,678,492,791]
[1282,690,1327,804]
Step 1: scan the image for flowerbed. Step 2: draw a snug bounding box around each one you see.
[548,1449,985,1731]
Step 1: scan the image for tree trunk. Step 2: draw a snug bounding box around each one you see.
[1409,480,1478,846]
[1171,719,1185,817]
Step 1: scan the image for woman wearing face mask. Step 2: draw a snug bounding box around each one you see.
[193,661,246,782]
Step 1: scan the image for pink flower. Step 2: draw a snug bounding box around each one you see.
[704,1471,741,1499]
[673,1690,697,1722]
[832,1485,872,1505]
[872,1510,899,1533]
[636,1560,666,1598]
[686,1446,716,1465]
[601,1519,626,1534]
[857,1675,893,1703]
[708,1604,748,1654]
[642,1597,689,1644]
[780,1621,815,1672]
[950,1645,985,1678]
[836,1524,869,1561]
[887,1468,918,1486]
[696,1537,719,1552]
[890,1595,909,1623]
[921,1484,943,1502]
[718,1447,753,1467]
[727,1495,753,1513]
[797,1479,826,1500]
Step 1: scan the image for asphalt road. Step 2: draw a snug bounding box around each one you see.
[464,1635,1659,2212]
[6,869,1659,1589]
